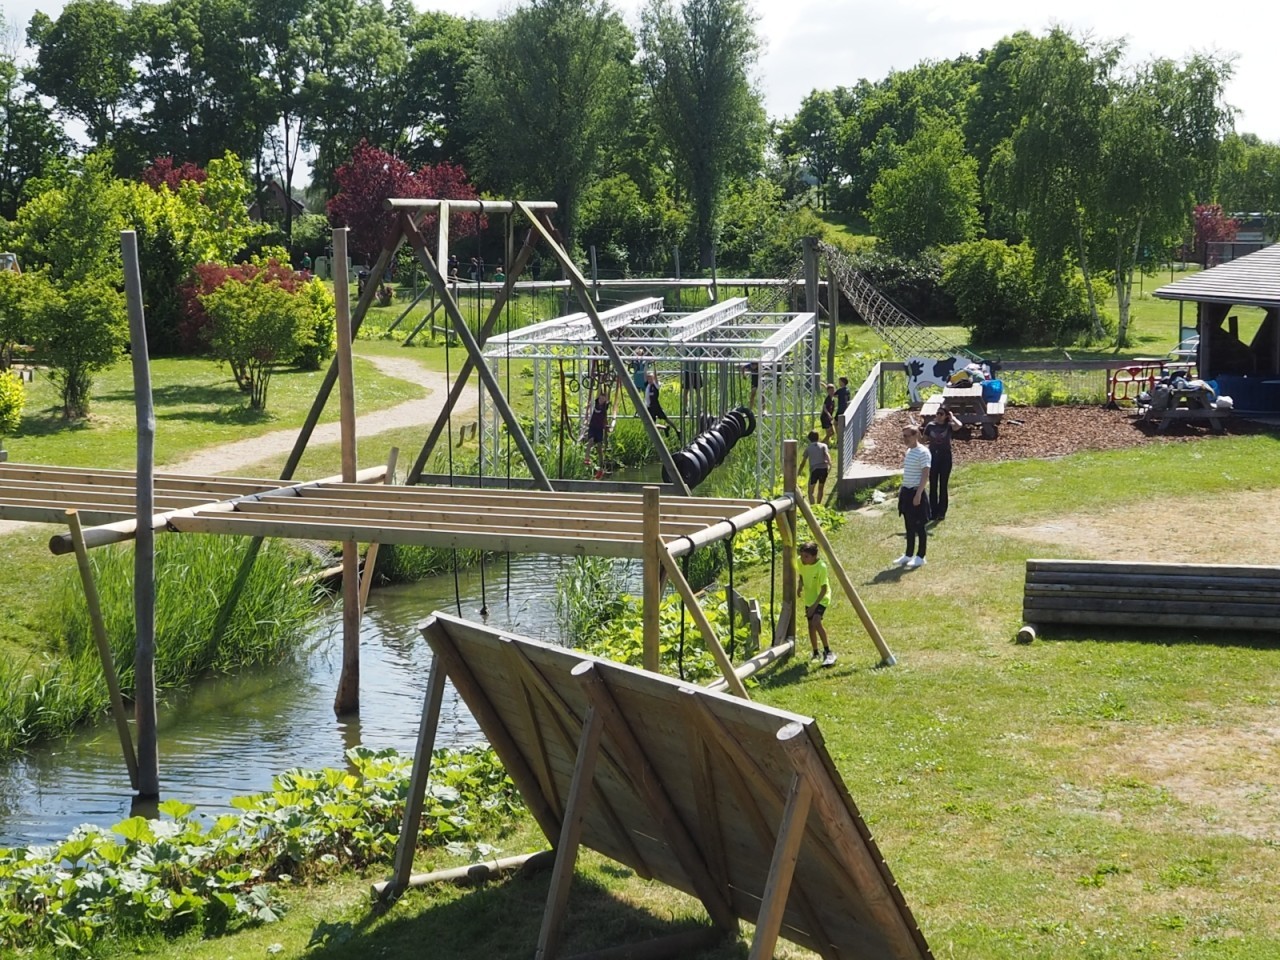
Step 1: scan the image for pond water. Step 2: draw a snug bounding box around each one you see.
[0,554,603,848]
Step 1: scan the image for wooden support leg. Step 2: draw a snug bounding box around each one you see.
[748,774,813,960]
[535,705,604,960]
[66,509,139,790]
[795,492,896,667]
[358,447,399,613]
[384,654,448,899]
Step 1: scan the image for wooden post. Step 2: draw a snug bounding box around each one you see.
[333,227,361,716]
[642,486,662,673]
[67,509,139,790]
[589,244,600,303]
[795,492,896,667]
[748,773,813,960]
[534,705,603,960]
[781,440,798,643]
[657,542,749,699]
[387,654,448,897]
[358,447,399,613]
[122,230,159,800]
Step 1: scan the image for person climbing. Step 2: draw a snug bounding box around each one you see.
[644,371,679,438]
[798,541,836,666]
[820,383,836,444]
[894,425,931,569]
[586,390,609,479]
[743,360,760,409]
[803,430,831,504]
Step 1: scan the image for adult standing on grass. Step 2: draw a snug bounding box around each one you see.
[894,425,930,569]
[798,541,836,666]
[803,430,831,504]
[923,406,961,521]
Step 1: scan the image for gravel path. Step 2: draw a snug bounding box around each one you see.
[0,352,473,535]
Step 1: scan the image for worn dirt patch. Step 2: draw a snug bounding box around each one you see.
[991,490,1280,563]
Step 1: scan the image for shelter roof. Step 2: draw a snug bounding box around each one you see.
[1153,244,1280,307]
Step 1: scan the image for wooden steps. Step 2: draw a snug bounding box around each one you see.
[1022,559,1280,634]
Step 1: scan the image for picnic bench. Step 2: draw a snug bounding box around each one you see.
[1137,385,1228,434]
[921,384,1005,439]
[1019,558,1280,641]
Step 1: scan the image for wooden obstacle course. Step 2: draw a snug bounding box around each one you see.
[1022,558,1280,634]
[380,614,933,960]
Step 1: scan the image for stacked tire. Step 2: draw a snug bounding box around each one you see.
[662,406,756,489]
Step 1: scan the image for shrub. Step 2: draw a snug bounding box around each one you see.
[0,370,25,435]
[30,274,127,418]
[293,278,336,371]
[847,248,955,322]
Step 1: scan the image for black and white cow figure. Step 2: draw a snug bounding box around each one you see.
[903,355,972,405]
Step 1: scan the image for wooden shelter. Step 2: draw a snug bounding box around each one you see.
[378,613,933,960]
[1154,244,1280,410]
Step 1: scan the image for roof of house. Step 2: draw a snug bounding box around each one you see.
[1154,243,1280,308]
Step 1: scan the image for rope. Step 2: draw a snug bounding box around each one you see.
[678,550,690,681]
[444,314,461,617]
[504,211,513,605]
[725,518,738,661]
[764,502,778,643]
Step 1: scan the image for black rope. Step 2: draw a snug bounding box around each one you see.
[678,550,690,681]
[444,314,461,617]
[764,502,778,643]
[725,518,738,661]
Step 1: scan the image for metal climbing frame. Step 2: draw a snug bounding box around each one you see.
[480,297,819,494]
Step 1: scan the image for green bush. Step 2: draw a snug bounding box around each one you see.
[293,277,336,371]
[848,248,955,322]
[0,370,24,434]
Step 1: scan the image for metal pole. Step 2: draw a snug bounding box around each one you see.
[121,230,158,799]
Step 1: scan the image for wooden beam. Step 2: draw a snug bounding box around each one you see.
[748,773,813,960]
[333,226,360,717]
[372,849,553,900]
[704,640,794,694]
[66,510,138,790]
[534,705,604,960]
[573,663,739,937]
[657,542,749,700]
[386,198,558,214]
[795,493,896,667]
[665,497,795,558]
[385,654,448,898]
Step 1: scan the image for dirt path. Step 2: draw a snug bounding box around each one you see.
[0,352,473,536]
[162,352,475,477]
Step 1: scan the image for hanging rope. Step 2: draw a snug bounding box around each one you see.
[678,550,691,681]
[443,310,462,617]
[765,502,778,643]
[504,211,514,605]
[474,201,488,618]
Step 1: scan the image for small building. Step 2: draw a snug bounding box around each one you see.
[1154,243,1280,411]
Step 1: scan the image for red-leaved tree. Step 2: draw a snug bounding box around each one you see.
[141,157,209,192]
[1192,204,1239,265]
[326,140,484,264]
[179,260,303,353]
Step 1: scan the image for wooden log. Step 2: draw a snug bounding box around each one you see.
[371,849,553,899]
[1023,609,1280,631]
[535,705,604,960]
[748,773,813,960]
[122,230,159,800]
[562,927,726,960]
[67,510,139,790]
[795,492,897,667]
[1025,583,1280,602]
[642,486,661,674]
[1026,558,1280,579]
[657,542,749,699]
[386,198,558,214]
[1022,596,1279,617]
[664,496,795,558]
[1026,571,1280,591]
[704,640,794,694]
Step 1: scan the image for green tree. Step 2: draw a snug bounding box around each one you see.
[25,0,137,150]
[1217,133,1280,221]
[29,272,127,418]
[200,274,316,410]
[868,117,979,256]
[0,15,67,220]
[778,88,845,210]
[1099,55,1232,345]
[0,271,36,369]
[994,28,1119,341]
[398,10,483,168]
[464,0,634,251]
[640,0,765,268]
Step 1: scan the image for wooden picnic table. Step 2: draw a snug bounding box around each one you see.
[1138,386,1227,434]
[921,384,1005,439]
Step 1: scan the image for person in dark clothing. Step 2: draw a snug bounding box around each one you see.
[835,376,851,417]
[894,425,931,569]
[922,406,962,521]
[819,383,836,444]
[586,391,609,477]
[643,371,679,437]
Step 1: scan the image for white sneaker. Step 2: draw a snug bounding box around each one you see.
[906,556,926,569]
[892,554,911,566]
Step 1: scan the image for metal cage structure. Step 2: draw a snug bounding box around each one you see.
[480,297,820,494]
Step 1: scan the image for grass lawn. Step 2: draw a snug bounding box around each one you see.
[73,429,1280,960]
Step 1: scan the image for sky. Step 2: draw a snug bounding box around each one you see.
[5,0,1278,140]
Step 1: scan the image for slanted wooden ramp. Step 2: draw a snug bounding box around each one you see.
[383,613,932,960]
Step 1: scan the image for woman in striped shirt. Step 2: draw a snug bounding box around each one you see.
[895,425,931,569]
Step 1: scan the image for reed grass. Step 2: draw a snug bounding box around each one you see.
[0,536,317,752]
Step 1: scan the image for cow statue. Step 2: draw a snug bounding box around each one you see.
[902,355,974,405]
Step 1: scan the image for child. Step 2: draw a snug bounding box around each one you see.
[820,383,836,444]
[586,391,609,478]
[798,542,835,665]
[803,429,831,504]
[644,371,679,437]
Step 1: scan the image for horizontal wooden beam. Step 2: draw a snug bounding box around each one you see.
[666,497,794,557]
[385,198,558,214]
